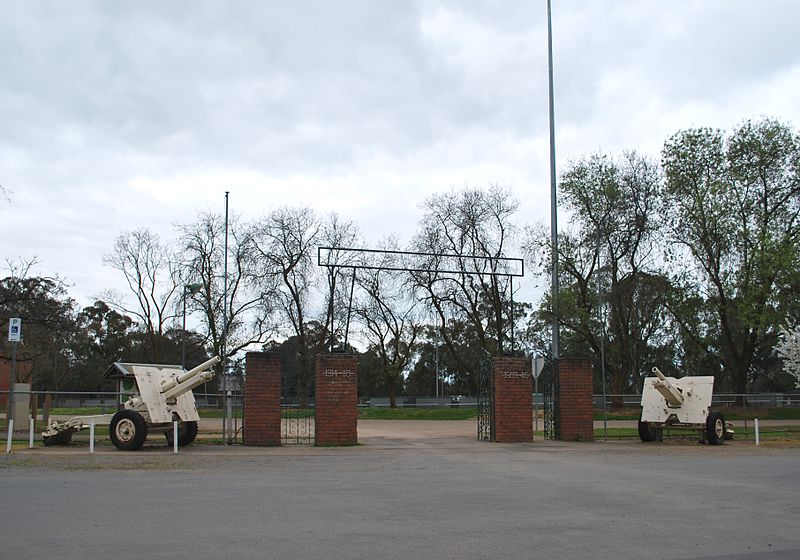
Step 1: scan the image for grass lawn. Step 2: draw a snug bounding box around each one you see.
[7,402,800,425]
[593,425,800,441]
[358,408,477,420]
[593,407,800,421]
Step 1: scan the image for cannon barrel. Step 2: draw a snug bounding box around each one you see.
[652,366,667,382]
[160,356,221,398]
[650,366,684,406]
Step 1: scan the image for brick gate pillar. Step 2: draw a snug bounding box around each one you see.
[315,354,358,446]
[557,358,594,441]
[493,356,533,443]
[243,352,282,446]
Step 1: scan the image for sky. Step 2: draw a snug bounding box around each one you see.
[2,0,800,311]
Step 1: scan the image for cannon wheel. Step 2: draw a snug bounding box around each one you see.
[110,410,148,451]
[165,421,199,447]
[638,421,660,442]
[706,411,725,445]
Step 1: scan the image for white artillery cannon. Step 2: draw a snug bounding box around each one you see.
[639,366,733,445]
[43,356,220,450]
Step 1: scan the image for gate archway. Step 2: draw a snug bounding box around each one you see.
[318,246,527,442]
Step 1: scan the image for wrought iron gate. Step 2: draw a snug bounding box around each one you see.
[477,352,495,441]
[282,367,315,445]
[541,357,559,440]
[281,399,315,444]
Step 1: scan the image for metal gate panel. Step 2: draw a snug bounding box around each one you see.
[542,357,559,440]
[477,352,495,441]
[282,400,315,445]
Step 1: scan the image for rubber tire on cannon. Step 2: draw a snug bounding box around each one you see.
[638,421,663,442]
[110,409,148,451]
[705,411,726,445]
[165,421,198,447]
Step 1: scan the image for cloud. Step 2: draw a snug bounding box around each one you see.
[1,1,800,308]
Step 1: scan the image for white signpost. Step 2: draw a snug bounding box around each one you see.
[6,318,21,451]
[532,356,545,436]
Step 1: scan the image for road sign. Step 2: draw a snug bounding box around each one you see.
[8,318,21,342]
[533,357,545,379]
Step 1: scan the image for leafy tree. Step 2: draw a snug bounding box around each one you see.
[0,268,77,391]
[662,118,800,395]
[358,345,399,399]
[405,337,437,397]
[262,321,343,399]
[67,300,136,390]
[526,152,671,397]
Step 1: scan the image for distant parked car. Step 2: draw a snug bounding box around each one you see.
[450,395,462,407]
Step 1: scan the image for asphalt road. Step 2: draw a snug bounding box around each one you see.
[2,436,799,560]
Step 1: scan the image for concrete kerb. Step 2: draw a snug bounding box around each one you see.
[4,431,796,462]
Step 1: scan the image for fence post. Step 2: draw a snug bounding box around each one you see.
[43,393,51,427]
[5,420,13,454]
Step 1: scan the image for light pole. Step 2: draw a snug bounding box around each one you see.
[222,191,232,443]
[547,0,560,361]
[596,226,608,441]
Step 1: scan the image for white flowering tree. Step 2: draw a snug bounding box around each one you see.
[777,327,800,389]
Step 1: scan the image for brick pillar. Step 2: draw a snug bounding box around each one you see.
[243,352,282,446]
[557,358,594,441]
[315,354,358,446]
[493,356,533,443]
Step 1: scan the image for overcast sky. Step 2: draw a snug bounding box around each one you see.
[2,0,799,310]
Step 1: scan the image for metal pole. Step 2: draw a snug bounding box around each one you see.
[5,420,12,453]
[533,355,539,437]
[601,334,608,441]
[435,343,439,399]
[510,276,515,354]
[547,0,559,361]
[181,287,187,369]
[8,341,17,428]
[327,268,336,353]
[223,191,230,442]
[343,268,356,351]
[597,226,608,441]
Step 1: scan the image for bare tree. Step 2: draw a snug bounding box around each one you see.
[250,207,321,400]
[354,239,422,407]
[103,229,179,362]
[176,211,276,372]
[319,212,360,351]
[411,185,519,382]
